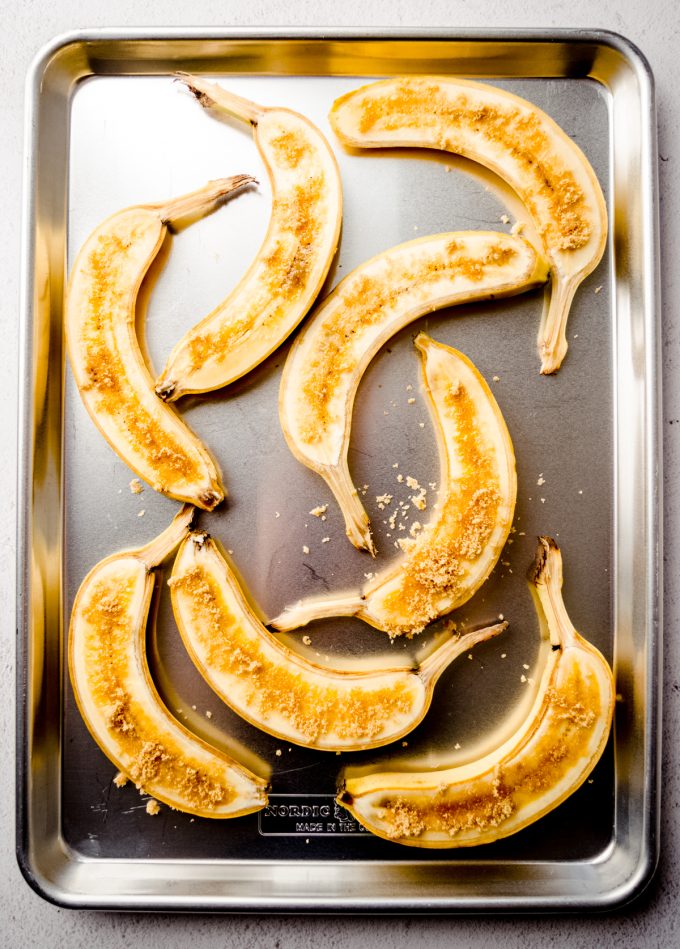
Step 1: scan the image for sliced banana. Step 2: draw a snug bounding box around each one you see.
[68,506,269,818]
[272,333,516,638]
[155,75,343,400]
[169,530,506,752]
[65,177,254,510]
[329,77,607,374]
[337,538,614,847]
[279,230,546,552]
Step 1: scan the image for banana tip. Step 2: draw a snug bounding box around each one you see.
[527,536,559,583]
[191,531,210,549]
[175,72,214,107]
[199,490,224,511]
[155,380,176,401]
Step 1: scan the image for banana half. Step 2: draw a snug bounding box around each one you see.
[279,231,545,552]
[65,177,254,510]
[155,75,343,400]
[169,531,507,752]
[272,334,516,637]
[68,506,269,818]
[329,77,608,374]
[337,538,614,847]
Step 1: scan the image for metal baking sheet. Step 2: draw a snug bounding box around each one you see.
[17,28,661,912]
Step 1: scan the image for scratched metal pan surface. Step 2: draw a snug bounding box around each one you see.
[17,29,660,912]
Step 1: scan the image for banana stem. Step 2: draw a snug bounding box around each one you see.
[158,175,257,226]
[269,591,364,631]
[538,273,579,375]
[321,462,375,555]
[527,537,576,649]
[418,621,508,688]
[137,504,195,569]
[177,73,265,124]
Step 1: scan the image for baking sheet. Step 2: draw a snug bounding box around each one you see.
[17,29,660,911]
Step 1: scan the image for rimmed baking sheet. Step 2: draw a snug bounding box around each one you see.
[17,28,660,911]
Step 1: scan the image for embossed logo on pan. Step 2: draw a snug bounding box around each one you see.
[258,795,368,836]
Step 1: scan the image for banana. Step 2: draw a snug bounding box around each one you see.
[336,538,614,847]
[279,231,546,552]
[169,530,507,751]
[155,75,343,401]
[68,506,269,818]
[329,77,607,374]
[272,333,516,638]
[65,177,255,510]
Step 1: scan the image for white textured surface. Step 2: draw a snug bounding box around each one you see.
[2,0,678,944]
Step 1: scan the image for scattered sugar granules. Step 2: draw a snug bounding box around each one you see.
[321,536,330,544]
[309,504,328,517]
[411,490,427,511]
[376,493,393,510]
[302,545,310,554]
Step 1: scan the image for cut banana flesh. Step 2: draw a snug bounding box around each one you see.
[65,177,254,510]
[337,538,614,847]
[169,530,506,751]
[329,77,608,374]
[155,75,343,400]
[68,506,269,818]
[279,231,546,552]
[272,334,516,638]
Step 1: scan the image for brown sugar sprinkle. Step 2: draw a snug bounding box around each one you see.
[298,242,517,444]
[80,571,234,811]
[79,226,205,487]
[171,565,417,743]
[269,129,310,169]
[379,384,501,636]
[185,169,327,369]
[376,661,601,839]
[357,80,592,253]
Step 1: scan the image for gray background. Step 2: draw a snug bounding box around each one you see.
[2,0,678,946]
